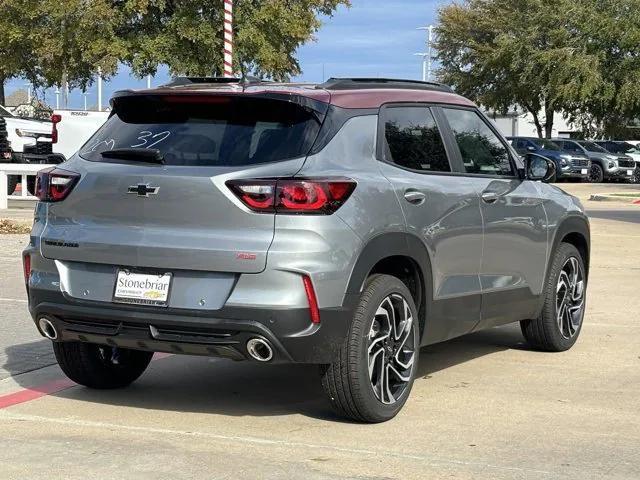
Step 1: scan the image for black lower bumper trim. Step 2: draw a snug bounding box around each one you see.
[30,290,357,364]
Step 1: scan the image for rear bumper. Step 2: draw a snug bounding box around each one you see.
[28,288,355,364]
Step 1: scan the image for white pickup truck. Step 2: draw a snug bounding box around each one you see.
[1,104,108,193]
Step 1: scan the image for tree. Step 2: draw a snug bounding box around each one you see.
[0,0,39,105]
[561,0,640,137]
[30,0,126,106]
[0,0,350,107]
[124,0,350,80]
[435,0,603,138]
[0,0,126,107]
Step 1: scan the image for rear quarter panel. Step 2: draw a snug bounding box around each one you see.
[274,114,406,308]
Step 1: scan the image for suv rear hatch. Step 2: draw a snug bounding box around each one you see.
[40,92,326,274]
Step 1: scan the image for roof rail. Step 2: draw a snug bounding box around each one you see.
[161,76,269,87]
[317,77,453,93]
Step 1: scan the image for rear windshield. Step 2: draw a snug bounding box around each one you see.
[79,96,322,166]
[531,138,560,151]
[618,142,639,154]
[579,141,608,153]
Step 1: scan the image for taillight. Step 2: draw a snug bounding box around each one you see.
[35,167,80,202]
[51,114,61,144]
[226,178,356,214]
[22,252,31,285]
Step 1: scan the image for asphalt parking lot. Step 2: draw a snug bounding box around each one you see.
[0,183,639,480]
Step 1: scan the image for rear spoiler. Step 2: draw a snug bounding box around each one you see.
[110,89,331,119]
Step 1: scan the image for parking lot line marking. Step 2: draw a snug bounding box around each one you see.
[0,378,76,409]
[0,411,556,477]
[0,297,28,303]
[0,352,171,409]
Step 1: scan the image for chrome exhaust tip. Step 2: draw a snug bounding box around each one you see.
[246,338,273,362]
[38,317,58,340]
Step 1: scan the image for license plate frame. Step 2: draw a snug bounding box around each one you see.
[113,269,173,307]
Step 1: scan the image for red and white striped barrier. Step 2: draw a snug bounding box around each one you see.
[223,0,233,77]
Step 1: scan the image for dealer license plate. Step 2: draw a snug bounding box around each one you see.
[627,170,634,176]
[581,169,588,174]
[113,270,172,306]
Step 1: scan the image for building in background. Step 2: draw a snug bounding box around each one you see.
[486,108,580,139]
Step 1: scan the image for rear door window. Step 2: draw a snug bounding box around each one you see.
[442,108,514,176]
[380,106,451,172]
[512,139,527,152]
[561,141,580,153]
[79,96,322,166]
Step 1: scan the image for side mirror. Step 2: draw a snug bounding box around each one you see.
[525,153,556,182]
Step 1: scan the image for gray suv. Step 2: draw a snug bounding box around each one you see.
[24,77,590,423]
[553,138,636,183]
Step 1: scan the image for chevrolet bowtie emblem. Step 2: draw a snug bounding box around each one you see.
[127,184,159,197]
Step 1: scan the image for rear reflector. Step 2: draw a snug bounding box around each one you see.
[302,275,321,324]
[226,178,356,214]
[35,167,80,202]
[22,252,31,284]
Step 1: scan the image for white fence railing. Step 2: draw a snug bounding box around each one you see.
[0,164,54,209]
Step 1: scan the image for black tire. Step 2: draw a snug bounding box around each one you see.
[587,163,604,183]
[520,243,587,352]
[7,175,19,195]
[53,341,153,389]
[320,274,420,423]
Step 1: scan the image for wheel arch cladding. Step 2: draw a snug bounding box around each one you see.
[344,232,433,340]
[554,215,590,279]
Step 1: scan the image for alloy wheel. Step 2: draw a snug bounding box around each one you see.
[588,164,603,183]
[367,294,416,404]
[556,257,585,339]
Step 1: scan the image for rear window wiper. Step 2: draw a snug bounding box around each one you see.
[100,148,164,164]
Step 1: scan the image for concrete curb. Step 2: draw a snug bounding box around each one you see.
[589,193,640,204]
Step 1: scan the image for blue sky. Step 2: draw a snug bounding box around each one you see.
[5,0,443,110]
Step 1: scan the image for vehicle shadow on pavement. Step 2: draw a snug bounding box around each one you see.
[415,322,529,379]
[1,339,55,381]
[5,324,529,422]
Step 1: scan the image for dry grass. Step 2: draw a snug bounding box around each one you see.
[609,192,640,198]
[0,219,32,234]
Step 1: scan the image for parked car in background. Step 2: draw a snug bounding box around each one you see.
[594,140,640,182]
[0,104,65,194]
[0,117,11,162]
[553,138,636,183]
[52,109,109,160]
[507,136,590,182]
[0,104,108,195]
[24,77,590,423]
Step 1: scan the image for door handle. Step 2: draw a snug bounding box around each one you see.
[403,190,426,205]
[481,191,499,204]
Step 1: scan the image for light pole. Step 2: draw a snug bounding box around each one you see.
[55,88,60,110]
[97,67,103,112]
[24,83,32,103]
[415,25,435,81]
[413,53,428,81]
